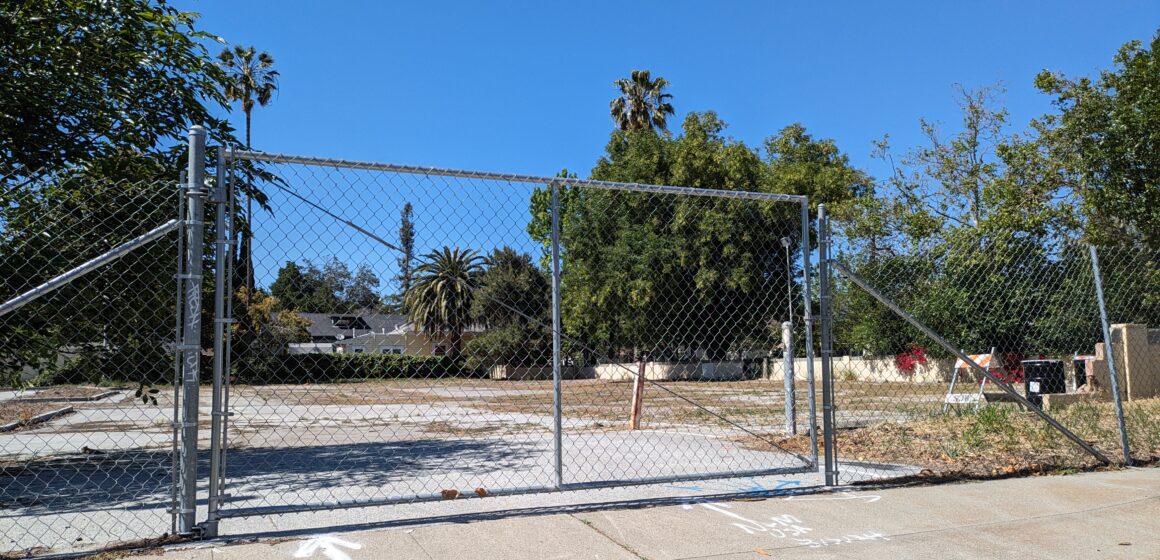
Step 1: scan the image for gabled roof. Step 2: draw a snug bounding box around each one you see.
[294,312,409,339]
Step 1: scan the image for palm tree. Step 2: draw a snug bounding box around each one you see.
[219,45,279,294]
[404,247,483,359]
[610,70,675,132]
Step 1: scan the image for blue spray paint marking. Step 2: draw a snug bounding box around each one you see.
[665,478,801,495]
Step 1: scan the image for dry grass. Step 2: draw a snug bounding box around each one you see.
[420,420,544,437]
[0,402,59,427]
[739,398,1160,479]
[228,378,980,430]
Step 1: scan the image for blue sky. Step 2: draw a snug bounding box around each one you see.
[187,1,1158,181]
[183,1,1158,290]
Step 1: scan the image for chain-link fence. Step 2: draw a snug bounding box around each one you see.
[1094,244,1160,463]
[4,127,1158,556]
[1,166,183,555]
[819,203,1158,484]
[208,150,820,524]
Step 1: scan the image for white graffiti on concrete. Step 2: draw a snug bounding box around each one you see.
[293,535,363,560]
[682,501,890,548]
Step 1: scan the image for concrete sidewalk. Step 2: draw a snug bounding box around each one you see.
[161,468,1159,560]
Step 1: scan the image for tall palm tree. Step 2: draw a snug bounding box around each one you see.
[609,70,675,132]
[218,45,279,295]
[404,247,483,359]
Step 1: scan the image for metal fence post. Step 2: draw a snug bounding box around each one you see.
[204,146,229,537]
[550,181,564,489]
[1088,245,1132,465]
[170,170,187,536]
[782,321,796,435]
[178,126,207,535]
[800,200,819,467]
[818,204,837,486]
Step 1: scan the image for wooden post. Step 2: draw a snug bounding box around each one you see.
[629,360,645,430]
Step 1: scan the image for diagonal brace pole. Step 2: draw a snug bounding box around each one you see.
[0,219,181,319]
[830,260,1111,465]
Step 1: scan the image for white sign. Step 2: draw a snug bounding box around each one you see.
[1029,381,1041,393]
[944,393,981,404]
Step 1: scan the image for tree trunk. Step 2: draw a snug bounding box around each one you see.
[448,329,462,361]
[244,109,255,295]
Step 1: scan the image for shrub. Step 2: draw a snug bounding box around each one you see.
[232,353,473,384]
[48,341,173,386]
[894,343,928,376]
[461,324,550,373]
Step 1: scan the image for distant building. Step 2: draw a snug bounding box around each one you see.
[286,311,480,356]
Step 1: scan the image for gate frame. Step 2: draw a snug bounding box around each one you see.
[815,205,1113,484]
[200,147,823,523]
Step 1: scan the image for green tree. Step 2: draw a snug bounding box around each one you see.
[404,247,483,359]
[0,0,234,181]
[610,70,675,132]
[1035,29,1160,248]
[232,287,311,380]
[833,85,1096,360]
[270,258,382,313]
[347,264,382,310]
[462,248,552,371]
[388,202,416,312]
[532,112,863,362]
[269,261,309,310]
[219,45,279,295]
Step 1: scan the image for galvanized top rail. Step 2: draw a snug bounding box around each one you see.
[229,149,807,203]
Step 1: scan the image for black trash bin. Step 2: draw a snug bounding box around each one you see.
[1073,357,1088,389]
[1023,359,1066,408]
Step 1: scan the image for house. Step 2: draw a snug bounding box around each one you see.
[286,311,480,356]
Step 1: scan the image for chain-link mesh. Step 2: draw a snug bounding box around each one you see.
[217,152,815,518]
[1,168,181,555]
[824,215,1158,483]
[1092,244,1160,463]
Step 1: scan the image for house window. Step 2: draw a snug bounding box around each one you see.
[380,347,403,355]
[351,346,365,354]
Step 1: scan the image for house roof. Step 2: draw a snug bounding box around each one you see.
[295,312,409,340]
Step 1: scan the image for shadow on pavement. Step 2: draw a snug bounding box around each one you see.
[0,437,543,515]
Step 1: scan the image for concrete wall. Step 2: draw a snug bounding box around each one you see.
[489,365,586,380]
[585,357,961,383]
[580,361,751,382]
[1087,323,1160,401]
[765,356,956,383]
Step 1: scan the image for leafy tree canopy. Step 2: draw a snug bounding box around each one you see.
[1035,29,1160,248]
[270,258,383,313]
[530,112,866,361]
[0,0,238,181]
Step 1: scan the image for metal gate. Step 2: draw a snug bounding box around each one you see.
[0,138,195,554]
[814,204,1140,486]
[196,144,821,530]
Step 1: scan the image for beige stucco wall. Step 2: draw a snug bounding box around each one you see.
[334,331,478,356]
[764,356,956,383]
[489,365,588,380]
[581,362,753,381]
[1087,324,1159,401]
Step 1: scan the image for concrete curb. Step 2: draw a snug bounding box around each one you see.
[18,390,122,403]
[0,405,75,432]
